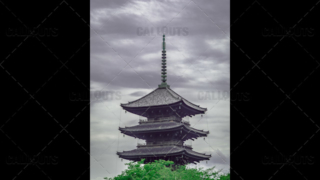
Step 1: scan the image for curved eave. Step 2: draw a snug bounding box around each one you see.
[180,100,206,113]
[120,87,207,113]
[121,100,206,116]
[117,147,211,160]
[167,87,207,112]
[120,100,179,109]
[119,123,209,137]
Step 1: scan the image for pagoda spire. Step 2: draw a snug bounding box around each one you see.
[159,34,170,88]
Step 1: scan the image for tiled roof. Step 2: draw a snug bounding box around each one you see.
[119,121,209,135]
[117,145,211,159]
[121,122,180,131]
[121,87,206,112]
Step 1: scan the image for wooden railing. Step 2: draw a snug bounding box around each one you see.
[137,143,192,149]
[139,119,147,123]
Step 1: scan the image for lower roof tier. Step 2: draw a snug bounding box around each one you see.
[117,145,211,164]
[119,121,209,140]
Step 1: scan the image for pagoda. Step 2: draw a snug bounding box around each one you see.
[117,35,211,165]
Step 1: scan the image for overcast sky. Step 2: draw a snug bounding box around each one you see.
[90,0,230,179]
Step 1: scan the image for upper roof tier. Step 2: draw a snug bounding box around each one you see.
[121,87,207,116]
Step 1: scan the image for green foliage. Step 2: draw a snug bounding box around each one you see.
[104,159,230,180]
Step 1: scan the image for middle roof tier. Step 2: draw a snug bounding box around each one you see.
[119,121,209,141]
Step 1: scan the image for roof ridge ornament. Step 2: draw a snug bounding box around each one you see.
[159,34,170,88]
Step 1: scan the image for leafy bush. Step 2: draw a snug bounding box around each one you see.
[104,159,230,180]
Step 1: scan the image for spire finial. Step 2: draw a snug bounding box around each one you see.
[159,34,169,88]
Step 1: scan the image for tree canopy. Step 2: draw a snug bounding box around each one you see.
[104,159,230,180]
